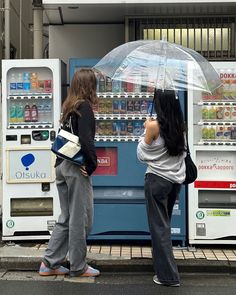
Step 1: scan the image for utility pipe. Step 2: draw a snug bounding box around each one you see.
[4,0,10,59]
[33,5,43,58]
[19,0,22,58]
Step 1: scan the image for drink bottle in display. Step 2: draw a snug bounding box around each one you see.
[99,75,105,92]
[126,82,134,93]
[140,100,148,114]
[120,100,127,114]
[16,73,24,94]
[43,101,52,122]
[112,79,121,92]
[16,102,24,123]
[127,100,134,113]
[31,72,39,92]
[38,80,45,92]
[44,80,52,92]
[9,73,17,95]
[23,72,31,92]
[24,104,31,122]
[106,77,112,92]
[127,121,134,135]
[9,102,17,123]
[31,104,38,122]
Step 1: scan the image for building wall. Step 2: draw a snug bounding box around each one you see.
[49,24,125,78]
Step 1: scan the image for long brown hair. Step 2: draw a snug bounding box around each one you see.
[61,68,97,123]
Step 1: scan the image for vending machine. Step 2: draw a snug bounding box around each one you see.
[188,61,236,245]
[70,58,187,245]
[1,59,66,241]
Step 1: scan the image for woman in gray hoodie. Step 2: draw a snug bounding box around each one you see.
[137,89,186,287]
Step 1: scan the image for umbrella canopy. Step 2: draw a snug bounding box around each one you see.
[94,40,222,94]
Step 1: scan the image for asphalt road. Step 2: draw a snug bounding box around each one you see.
[0,272,236,295]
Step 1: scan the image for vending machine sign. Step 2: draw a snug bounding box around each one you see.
[7,148,54,183]
[196,151,236,179]
[94,147,117,175]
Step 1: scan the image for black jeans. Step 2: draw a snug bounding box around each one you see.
[145,173,181,285]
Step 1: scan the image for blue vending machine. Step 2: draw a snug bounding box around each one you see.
[69,58,187,245]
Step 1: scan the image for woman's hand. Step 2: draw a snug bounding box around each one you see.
[80,165,88,177]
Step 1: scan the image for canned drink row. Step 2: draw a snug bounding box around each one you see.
[96,120,144,137]
[202,126,236,141]
[94,98,153,114]
[202,106,236,120]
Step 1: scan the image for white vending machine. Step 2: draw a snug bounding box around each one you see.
[188,61,236,245]
[1,59,66,241]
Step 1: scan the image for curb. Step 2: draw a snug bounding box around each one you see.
[1,256,236,274]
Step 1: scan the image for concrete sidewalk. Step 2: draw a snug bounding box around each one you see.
[1,242,236,274]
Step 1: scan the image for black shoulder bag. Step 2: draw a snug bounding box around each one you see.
[183,142,198,185]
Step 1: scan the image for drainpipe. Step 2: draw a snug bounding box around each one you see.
[19,0,22,58]
[33,0,43,59]
[4,0,10,59]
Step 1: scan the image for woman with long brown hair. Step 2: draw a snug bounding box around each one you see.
[39,69,100,277]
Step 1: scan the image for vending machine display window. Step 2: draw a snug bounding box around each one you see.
[7,67,53,129]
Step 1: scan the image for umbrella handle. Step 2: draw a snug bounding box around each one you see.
[149,98,154,116]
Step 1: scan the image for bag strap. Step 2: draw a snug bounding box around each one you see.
[68,116,74,134]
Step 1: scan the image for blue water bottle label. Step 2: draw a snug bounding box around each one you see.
[17,82,23,90]
[10,83,16,90]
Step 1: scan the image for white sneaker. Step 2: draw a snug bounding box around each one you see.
[153,275,180,287]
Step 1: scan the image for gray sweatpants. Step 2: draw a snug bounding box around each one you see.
[43,160,94,273]
[144,173,181,285]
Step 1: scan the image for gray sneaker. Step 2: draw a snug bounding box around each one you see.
[153,275,180,287]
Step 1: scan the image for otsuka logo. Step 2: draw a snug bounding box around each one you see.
[14,153,47,179]
[21,153,35,170]
[97,157,110,167]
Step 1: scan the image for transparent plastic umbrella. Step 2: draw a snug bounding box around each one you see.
[94,40,222,93]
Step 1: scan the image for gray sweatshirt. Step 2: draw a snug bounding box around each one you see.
[137,134,186,184]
